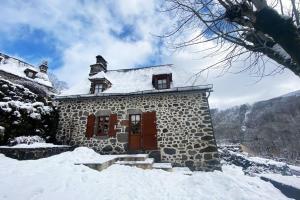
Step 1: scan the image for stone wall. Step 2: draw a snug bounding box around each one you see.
[56,91,220,171]
[0,146,73,160]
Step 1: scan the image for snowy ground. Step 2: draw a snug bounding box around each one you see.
[0,147,294,200]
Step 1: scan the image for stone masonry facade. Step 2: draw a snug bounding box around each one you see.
[56,91,220,171]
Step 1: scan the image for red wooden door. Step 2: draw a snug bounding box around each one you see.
[141,111,157,150]
[128,114,142,150]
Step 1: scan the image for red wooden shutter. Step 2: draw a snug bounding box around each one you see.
[108,114,118,137]
[86,114,95,138]
[142,111,157,150]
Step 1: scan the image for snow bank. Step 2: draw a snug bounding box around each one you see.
[0,147,290,200]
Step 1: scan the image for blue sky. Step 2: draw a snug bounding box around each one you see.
[1,0,300,109]
[0,26,62,69]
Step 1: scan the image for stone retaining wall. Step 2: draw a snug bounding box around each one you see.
[0,146,73,160]
[56,91,221,171]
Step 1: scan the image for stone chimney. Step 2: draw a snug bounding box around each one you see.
[39,61,48,73]
[89,55,107,76]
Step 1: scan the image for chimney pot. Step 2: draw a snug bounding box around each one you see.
[89,55,107,76]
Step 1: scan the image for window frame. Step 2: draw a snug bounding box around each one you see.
[152,74,172,90]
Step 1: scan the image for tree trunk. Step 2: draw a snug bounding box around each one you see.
[254,7,300,76]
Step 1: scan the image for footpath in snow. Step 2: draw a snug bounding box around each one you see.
[0,147,294,200]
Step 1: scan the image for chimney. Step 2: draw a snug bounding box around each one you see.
[89,55,107,76]
[39,61,48,73]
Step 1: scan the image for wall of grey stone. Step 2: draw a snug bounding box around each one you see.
[56,91,220,171]
[0,146,73,160]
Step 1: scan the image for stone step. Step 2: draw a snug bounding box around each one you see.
[117,154,148,162]
[115,158,154,169]
[152,162,173,172]
[75,158,116,172]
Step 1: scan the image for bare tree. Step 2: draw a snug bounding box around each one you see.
[162,0,300,78]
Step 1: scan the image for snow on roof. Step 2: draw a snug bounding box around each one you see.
[89,71,108,80]
[0,55,53,88]
[61,64,209,96]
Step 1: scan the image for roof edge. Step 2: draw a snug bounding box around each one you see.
[55,85,213,100]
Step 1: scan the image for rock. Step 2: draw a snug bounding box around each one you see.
[201,135,213,141]
[200,146,217,153]
[185,160,194,169]
[163,148,176,155]
[102,145,113,152]
[204,153,212,160]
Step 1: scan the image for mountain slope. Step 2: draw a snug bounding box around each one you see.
[211,91,300,165]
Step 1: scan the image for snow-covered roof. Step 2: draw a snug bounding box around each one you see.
[0,54,53,88]
[61,64,211,96]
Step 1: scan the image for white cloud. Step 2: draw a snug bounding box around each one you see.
[1,0,300,109]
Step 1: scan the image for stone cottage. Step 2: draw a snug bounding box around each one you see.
[56,55,220,171]
[0,53,54,95]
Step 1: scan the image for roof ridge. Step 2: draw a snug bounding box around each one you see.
[107,64,173,72]
[0,52,36,69]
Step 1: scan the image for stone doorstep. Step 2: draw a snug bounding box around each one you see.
[152,163,173,172]
[117,154,149,161]
[115,158,155,170]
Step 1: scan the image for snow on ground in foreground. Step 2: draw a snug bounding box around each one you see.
[0,147,290,200]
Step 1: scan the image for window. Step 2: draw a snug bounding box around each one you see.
[130,114,141,134]
[96,116,110,136]
[27,71,34,78]
[157,79,167,89]
[94,84,103,94]
[152,74,172,90]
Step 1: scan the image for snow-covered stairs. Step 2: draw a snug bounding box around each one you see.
[77,153,173,172]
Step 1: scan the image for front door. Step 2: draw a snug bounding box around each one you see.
[128,112,157,151]
[128,114,142,150]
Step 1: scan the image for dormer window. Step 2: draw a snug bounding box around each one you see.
[152,73,172,90]
[24,68,37,79]
[94,83,104,94]
[89,78,111,94]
